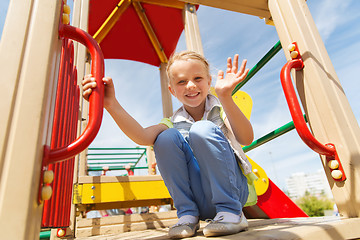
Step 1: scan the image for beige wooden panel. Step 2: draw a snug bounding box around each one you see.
[183,3,204,55]
[72,0,91,179]
[0,0,62,239]
[0,0,33,178]
[269,0,360,217]
[71,0,90,198]
[179,0,270,18]
[78,62,91,177]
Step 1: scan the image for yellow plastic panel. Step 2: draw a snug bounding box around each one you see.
[210,88,253,120]
[80,180,171,204]
[248,156,269,196]
[232,90,253,120]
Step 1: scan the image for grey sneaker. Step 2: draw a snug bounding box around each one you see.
[203,212,248,237]
[169,222,200,239]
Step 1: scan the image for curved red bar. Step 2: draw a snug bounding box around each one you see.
[44,24,104,165]
[280,58,335,156]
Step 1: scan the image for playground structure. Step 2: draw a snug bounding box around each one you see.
[0,0,360,239]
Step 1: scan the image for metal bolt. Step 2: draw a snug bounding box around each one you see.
[288,43,296,52]
[187,4,195,13]
[91,186,95,190]
[290,51,299,59]
[331,170,342,180]
[91,196,95,200]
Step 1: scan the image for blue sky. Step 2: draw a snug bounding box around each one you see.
[1,0,359,191]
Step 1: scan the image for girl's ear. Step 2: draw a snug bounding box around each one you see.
[168,85,176,96]
[208,75,212,86]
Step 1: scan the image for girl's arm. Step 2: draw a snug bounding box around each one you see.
[82,75,168,146]
[215,54,254,146]
[106,99,168,145]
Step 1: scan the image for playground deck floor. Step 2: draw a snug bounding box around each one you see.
[75,215,360,240]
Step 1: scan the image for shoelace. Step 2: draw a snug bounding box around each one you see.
[205,216,224,223]
[170,222,195,228]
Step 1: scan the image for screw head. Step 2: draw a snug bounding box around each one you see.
[57,228,66,237]
[331,170,343,179]
[290,51,299,59]
[328,160,339,169]
[288,43,296,51]
[43,170,54,184]
[41,186,53,200]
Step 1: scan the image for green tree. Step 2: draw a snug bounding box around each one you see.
[295,193,334,217]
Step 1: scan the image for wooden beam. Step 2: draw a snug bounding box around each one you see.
[93,0,131,44]
[134,0,185,9]
[133,1,168,63]
[179,0,271,18]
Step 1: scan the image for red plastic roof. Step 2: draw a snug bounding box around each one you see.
[88,1,186,67]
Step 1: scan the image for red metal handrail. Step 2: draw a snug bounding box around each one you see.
[43,24,104,165]
[280,58,335,157]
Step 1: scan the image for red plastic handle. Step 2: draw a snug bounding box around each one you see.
[43,24,104,165]
[280,58,335,156]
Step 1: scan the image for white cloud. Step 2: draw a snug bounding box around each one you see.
[310,0,354,41]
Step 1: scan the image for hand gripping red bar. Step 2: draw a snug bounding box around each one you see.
[280,42,345,181]
[43,24,104,165]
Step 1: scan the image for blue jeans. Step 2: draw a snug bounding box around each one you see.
[154,121,248,220]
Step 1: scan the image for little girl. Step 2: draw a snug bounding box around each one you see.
[82,51,253,238]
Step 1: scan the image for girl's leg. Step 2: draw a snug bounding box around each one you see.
[153,128,214,219]
[188,121,249,218]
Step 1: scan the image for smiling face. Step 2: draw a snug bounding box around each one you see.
[168,59,211,118]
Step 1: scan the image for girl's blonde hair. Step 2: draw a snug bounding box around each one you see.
[166,50,210,81]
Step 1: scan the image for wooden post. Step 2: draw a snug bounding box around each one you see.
[183,3,204,55]
[147,146,157,175]
[0,0,62,239]
[72,0,90,179]
[159,63,173,118]
[269,0,360,217]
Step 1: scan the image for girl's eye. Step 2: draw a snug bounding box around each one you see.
[178,80,187,85]
[194,77,202,81]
